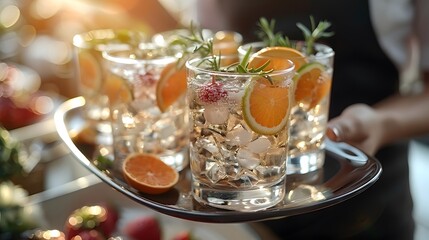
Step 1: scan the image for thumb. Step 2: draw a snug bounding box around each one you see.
[326,117,364,143]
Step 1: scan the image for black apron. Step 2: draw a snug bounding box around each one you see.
[197,1,414,239]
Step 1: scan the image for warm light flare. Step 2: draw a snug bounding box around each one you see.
[0,4,20,28]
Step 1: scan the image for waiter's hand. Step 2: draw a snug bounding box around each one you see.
[326,104,383,156]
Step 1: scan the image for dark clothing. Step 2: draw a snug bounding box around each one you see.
[197,0,414,239]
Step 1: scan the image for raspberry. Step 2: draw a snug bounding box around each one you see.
[138,72,157,87]
[198,82,228,103]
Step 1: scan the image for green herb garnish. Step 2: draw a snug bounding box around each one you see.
[257,16,334,55]
[172,23,273,78]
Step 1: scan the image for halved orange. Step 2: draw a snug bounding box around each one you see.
[242,77,291,135]
[102,73,133,105]
[77,51,102,93]
[294,62,331,109]
[156,61,187,112]
[248,46,306,71]
[122,153,179,194]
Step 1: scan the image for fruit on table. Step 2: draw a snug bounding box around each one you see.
[64,204,119,240]
[123,215,161,240]
[70,230,104,240]
[122,153,179,194]
[173,230,195,240]
[0,96,44,130]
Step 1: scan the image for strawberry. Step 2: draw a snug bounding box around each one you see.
[64,204,119,240]
[98,203,119,237]
[198,82,227,104]
[71,230,104,240]
[123,215,161,240]
[0,97,43,130]
[172,230,194,240]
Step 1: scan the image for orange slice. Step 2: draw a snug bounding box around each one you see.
[156,61,187,112]
[248,46,306,71]
[213,31,242,65]
[102,73,133,105]
[213,31,242,55]
[77,51,102,93]
[294,62,331,109]
[242,77,291,135]
[122,153,179,194]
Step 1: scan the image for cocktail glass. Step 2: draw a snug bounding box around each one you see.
[72,29,147,135]
[238,41,335,175]
[102,43,189,172]
[186,54,295,211]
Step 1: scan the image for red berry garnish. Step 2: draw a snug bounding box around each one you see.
[138,72,157,87]
[198,82,227,103]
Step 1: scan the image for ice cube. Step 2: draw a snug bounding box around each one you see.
[237,148,260,169]
[227,89,244,103]
[206,162,226,183]
[226,125,252,146]
[247,137,271,153]
[203,142,219,154]
[204,104,229,125]
[154,118,176,139]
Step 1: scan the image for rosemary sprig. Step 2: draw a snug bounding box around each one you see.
[297,16,334,55]
[256,16,334,55]
[256,18,292,48]
[172,23,273,77]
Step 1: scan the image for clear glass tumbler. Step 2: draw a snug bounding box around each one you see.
[102,43,189,172]
[72,29,147,136]
[186,55,295,211]
[238,41,335,175]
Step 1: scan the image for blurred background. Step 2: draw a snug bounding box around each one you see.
[0,1,428,239]
[0,0,195,194]
[0,0,192,99]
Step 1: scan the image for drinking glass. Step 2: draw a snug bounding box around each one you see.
[72,29,147,135]
[186,55,295,211]
[102,43,189,172]
[238,41,335,175]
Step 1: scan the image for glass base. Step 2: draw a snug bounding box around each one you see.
[287,150,325,175]
[160,148,189,171]
[192,178,285,212]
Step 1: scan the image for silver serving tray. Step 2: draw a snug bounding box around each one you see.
[54,97,382,223]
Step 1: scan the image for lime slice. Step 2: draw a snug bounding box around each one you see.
[242,77,291,135]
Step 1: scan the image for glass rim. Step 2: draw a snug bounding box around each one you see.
[237,41,335,59]
[186,55,295,77]
[72,28,148,49]
[102,45,178,65]
[152,28,214,46]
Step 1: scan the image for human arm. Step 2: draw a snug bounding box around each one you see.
[327,72,429,156]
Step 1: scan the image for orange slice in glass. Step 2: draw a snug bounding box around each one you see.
[102,73,133,105]
[248,46,306,71]
[77,51,102,93]
[156,61,187,112]
[294,62,331,109]
[242,77,292,135]
[122,153,179,194]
